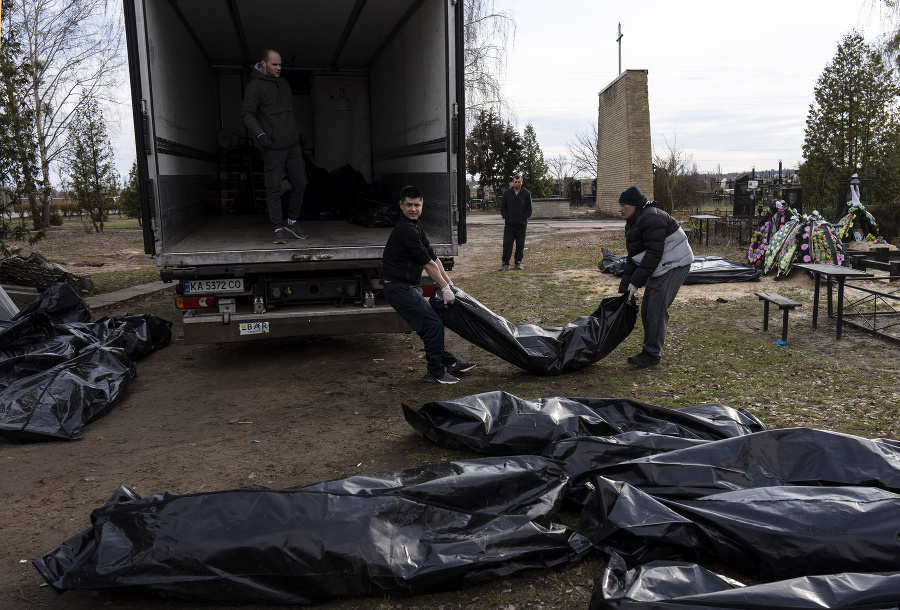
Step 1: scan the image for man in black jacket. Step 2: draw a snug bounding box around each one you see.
[241,49,308,244]
[382,185,476,384]
[499,175,532,270]
[618,186,694,367]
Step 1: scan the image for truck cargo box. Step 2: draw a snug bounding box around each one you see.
[124,0,466,343]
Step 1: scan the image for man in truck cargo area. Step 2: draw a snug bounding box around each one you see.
[241,49,308,244]
[382,185,476,384]
[499,174,532,270]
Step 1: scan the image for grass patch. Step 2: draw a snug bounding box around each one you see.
[89,266,161,295]
[5,217,156,296]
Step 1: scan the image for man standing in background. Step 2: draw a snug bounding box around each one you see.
[499,174,532,270]
[241,49,308,244]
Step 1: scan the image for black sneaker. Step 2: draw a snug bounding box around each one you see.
[446,360,476,375]
[514,262,524,270]
[627,352,660,368]
[273,229,287,244]
[284,223,308,239]
[499,263,509,271]
[423,372,460,384]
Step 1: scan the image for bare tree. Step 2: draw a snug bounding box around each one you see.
[547,154,575,198]
[566,123,598,180]
[11,0,124,229]
[464,0,515,128]
[868,1,900,74]
[653,131,703,214]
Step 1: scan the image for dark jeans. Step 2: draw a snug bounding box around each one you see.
[502,222,527,264]
[383,282,457,378]
[263,143,307,229]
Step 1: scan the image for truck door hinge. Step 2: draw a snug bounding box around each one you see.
[150,213,162,253]
[140,99,151,155]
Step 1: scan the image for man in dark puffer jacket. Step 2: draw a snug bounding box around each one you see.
[617,186,693,367]
[241,49,308,244]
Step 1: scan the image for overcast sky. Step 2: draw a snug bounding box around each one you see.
[499,0,891,176]
[106,0,891,181]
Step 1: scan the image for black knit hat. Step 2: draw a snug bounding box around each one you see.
[618,186,646,207]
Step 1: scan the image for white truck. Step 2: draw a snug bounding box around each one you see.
[123,0,466,343]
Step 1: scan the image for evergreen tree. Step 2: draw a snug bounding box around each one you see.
[0,23,43,250]
[519,124,553,198]
[65,94,119,233]
[466,109,523,204]
[800,31,900,219]
[118,160,142,226]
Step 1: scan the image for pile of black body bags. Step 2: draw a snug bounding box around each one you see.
[404,392,900,609]
[32,379,900,607]
[0,280,172,442]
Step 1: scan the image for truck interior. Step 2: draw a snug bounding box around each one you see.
[127,0,464,267]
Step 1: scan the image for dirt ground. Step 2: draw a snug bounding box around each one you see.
[1,218,897,609]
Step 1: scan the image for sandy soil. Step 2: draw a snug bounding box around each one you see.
[1,219,896,609]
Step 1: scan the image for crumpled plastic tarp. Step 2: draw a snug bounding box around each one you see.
[584,427,900,499]
[599,250,761,284]
[403,392,765,457]
[345,191,400,227]
[583,476,900,579]
[681,256,762,285]
[589,553,900,610]
[34,456,592,605]
[430,288,637,375]
[599,248,628,276]
[0,280,172,442]
[544,432,709,505]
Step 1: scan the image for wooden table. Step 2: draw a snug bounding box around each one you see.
[689,214,720,246]
[793,263,873,339]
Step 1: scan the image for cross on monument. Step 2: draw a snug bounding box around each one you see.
[617,23,623,74]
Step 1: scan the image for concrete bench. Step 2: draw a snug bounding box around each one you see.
[755,291,802,342]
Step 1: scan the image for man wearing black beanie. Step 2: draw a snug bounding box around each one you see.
[617,186,693,367]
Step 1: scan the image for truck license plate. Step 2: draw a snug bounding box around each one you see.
[184,279,244,293]
[239,322,269,335]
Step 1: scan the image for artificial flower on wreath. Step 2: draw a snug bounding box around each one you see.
[747,222,769,266]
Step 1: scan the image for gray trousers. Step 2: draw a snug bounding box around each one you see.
[640,264,690,358]
[262,143,307,229]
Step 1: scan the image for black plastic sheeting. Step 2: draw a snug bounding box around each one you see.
[298,157,371,220]
[544,432,709,505]
[430,288,637,375]
[34,456,592,605]
[589,553,900,610]
[682,256,762,285]
[346,191,400,227]
[583,477,900,580]
[403,392,765,458]
[579,428,900,578]
[599,250,761,285]
[583,427,900,499]
[0,280,172,442]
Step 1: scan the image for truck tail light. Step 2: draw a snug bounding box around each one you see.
[176,296,216,309]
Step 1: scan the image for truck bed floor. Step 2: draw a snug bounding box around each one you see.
[170,214,398,253]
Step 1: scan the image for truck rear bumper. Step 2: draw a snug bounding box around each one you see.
[182,304,412,344]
